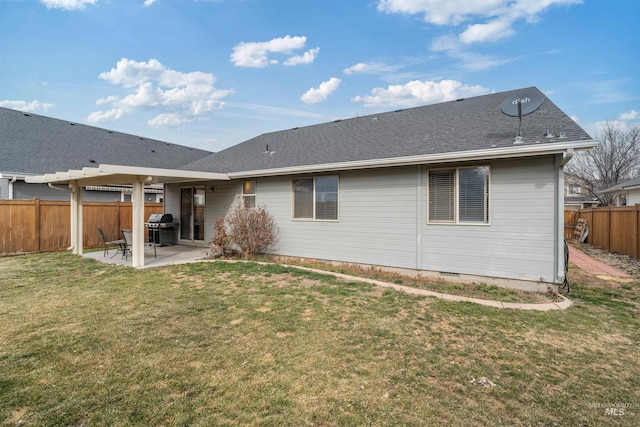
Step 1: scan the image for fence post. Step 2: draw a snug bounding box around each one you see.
[115,200,121,233]
[34,198,41,253]
[607,206,612,252]
[637,204,640,261]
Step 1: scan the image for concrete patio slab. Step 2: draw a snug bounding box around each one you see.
[83,244,209,268]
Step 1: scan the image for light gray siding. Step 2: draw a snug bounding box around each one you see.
[256,168,418,268]
[12,181,123,202]
[0,179,8,199]
[421,157,557,282]
[164,181,239,244]
[166,156,559,284]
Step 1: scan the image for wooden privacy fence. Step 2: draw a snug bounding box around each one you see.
[0,199,163,256]
[564,205,640,261]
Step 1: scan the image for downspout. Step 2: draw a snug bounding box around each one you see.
[8,176,17,199]
[554,148,574,289]
[48,183,75,250]
[48,183,73,194]
[559,148,574,167]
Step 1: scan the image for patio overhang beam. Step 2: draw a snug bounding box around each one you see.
[25,164,230,268]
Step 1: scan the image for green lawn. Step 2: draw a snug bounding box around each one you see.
[1,253,639,426]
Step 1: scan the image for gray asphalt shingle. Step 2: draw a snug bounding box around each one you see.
[182,87,593,174]
[0,107,211,175]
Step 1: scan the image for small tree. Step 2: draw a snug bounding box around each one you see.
[566,122,640,205]
[222,205,279,259]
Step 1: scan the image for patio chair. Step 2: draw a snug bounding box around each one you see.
[121,229,133,260]
[97,227,126,257]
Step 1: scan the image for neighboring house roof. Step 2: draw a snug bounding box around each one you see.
[601,176,640,193]
[0,107,211,176]
[181,87,594,176]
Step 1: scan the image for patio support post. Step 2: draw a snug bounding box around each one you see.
[131,177,146,268]
[69,180,83,255]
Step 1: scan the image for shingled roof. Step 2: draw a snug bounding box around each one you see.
[182,87,593,175]
[0,107,211,175]
[601,176,640,193]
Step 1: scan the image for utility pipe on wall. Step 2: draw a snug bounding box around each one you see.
[8,176,17,199]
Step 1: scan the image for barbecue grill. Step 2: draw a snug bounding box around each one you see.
[145,213,177,246]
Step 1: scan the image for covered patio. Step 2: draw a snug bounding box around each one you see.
[83,244,210,268]
[26,164,229,268]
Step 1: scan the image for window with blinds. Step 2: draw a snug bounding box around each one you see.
[428,170,455,222]
[293,176,338,221]
[428,166,490,224]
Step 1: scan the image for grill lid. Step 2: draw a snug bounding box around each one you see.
[147,213,173,223]
[148,213,163,223]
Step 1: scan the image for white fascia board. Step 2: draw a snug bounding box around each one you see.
[82,167,103,176]
[228,139,599,179]
[55,172,72,180]
[602,184,640,194]
[0,172,30,179]
[98,164,230,181]
[68,170,85,179]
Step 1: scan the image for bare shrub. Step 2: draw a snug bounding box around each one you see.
[225,205,279,259]
[210,217,231,256]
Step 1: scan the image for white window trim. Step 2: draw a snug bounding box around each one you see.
[427,166,491,225]
[242,180,256,209]
[291,175,340,222]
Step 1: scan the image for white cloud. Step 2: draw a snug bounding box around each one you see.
[431,35,513,71]
[147,113,193,127]
[459,18,514,43]
[619,109,640,121]
[343,61,400,75]
[301,78,342,104]
[87,107,127,123]
[284,48,320,66]
[352,79,489,108]
[584,120,630,138]
[230,35,317,68]
[143,0,156,7]
[98,58,165,88]
[378,0,583,44]
[0,100,54,112]
[88,58,232,128]
[377,0,503,25]
[40,0,96,11]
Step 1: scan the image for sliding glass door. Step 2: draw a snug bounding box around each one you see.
[180,187,205,242]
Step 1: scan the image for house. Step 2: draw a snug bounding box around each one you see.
[27,87,598,292]
[0,107,211,201]
[564,175,600,210]
[601,176,640,206]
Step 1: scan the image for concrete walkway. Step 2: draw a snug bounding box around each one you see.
[219,260,573,311]
[568,245,633,280]
[83,245,635,311]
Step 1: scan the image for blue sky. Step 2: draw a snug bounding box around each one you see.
[1,0,638,152]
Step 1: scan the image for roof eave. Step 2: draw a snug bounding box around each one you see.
[228,139,599,179]
[601,184,640,194]
[25,164,231,185]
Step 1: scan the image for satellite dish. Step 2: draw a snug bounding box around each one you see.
[500,91,544,117]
